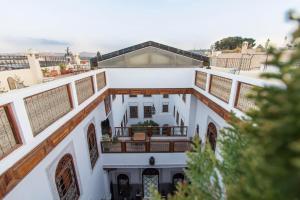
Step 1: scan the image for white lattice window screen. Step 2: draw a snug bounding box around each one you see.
[143,175,158,198]
[96,72,106,91]
[209,75,232,102]
[195,71,207,90]
[0,107,18,157]
[25,85,72,136]
[235,83,257,112]
[75,77,94,104]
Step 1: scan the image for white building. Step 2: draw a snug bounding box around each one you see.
[0,41,270,200]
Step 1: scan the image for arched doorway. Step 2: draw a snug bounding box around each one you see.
[143,168,159,198]
[55,154,80,200]
[172,173,185,191]
[207,122,217,152]
[117,174,130,199]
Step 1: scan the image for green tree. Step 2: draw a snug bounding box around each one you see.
[214,36,255,50]
[153,12,300,200]
[221,12,300,200]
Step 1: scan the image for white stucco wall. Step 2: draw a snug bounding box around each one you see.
[4,102,110,200]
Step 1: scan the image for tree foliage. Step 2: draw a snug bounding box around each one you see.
[214,36,255,50]
[152,12,300,200]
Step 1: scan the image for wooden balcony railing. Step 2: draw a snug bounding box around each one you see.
[96,72,106,91]
[209,75,232,103]
[114,126,188,137]
[195,71,207,90]
[235,82,257,112]
[101,140,192,153]
[24,85,72,136]
[75,76,94,104]
[0,105,21,158]
[0,55,29,71]
[210,57,255,71]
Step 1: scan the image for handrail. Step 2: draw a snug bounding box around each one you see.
[100,140,192,153]
[114,126,188,137]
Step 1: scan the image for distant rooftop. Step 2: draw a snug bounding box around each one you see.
[92,41,210,64]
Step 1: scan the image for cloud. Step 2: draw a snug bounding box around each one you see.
[3,36,70,46]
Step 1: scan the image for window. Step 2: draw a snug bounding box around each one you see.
[122,95,124,103]
[162,103,169,113]
[143,95,152,97]
[207,122,217,152]
[176,111,179,125]
[173,106,175,117]
[125,110,128,124]
[129,94,137,98]
[55,154,80,200]
[180,119,184,135]
[112,94,116,101]
[163,94,169,98]
[87,123,99,168]
[182,94,186,102]
[129,106,138,118]
[144,106,152,118]
[196,124,199,136]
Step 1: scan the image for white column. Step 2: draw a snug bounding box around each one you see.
[228,79,239,109]
[103,170,112,200]
[70,81,79,108]
[13,98,34,143]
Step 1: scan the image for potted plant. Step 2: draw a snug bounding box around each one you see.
[59,64,68,74]
[41,68,50,77]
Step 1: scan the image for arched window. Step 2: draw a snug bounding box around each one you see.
[87,123,99,168]
[172,173,185,191]
[55,154,80,200]
[143,168,159,198]
[207,122,217,152]
[117,174,130,198]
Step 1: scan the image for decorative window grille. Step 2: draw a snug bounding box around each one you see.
[55,154,80,200]
[87,124,99,168]
[96,72,106,91]
[235,82,256,112]
[129,106,138,118]
[144,106,152,118]
[0,106,20,158]
[163,94,169,98]
[75,76,94,104]
[195,71,207,90]
[24,85,72,136]
[209,75,232,102]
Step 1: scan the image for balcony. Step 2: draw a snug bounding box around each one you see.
[101,139,192,153]
[114,126,188,137]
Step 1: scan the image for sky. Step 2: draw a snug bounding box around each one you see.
[0,0,300,54]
